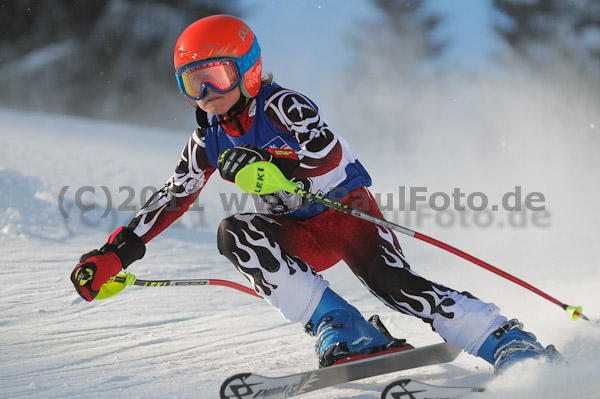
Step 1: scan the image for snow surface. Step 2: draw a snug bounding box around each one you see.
[1,107,599,399]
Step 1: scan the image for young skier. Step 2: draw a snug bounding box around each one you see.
[70,14,560,373]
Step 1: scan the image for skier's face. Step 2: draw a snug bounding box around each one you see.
[196,85,242,116]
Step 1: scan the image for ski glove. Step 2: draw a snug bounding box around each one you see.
[71,226,145,302]
[218,144,272,182]
[218,144,300,182]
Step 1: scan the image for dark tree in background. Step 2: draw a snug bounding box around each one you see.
[0,0,236,128]
[333,0,444,148]
[369,0,444,59]
[492,0,599,157]
[352,0,444,68]
[493,0,600,77]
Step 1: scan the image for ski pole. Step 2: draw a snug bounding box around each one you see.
[96,273,262,300]
[235,162,589,322]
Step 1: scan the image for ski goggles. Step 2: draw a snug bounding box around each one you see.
[176,59,240,100]
[175,37,261,101]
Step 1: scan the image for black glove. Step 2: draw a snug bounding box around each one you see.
[218,144,273,182]
[71,226,146,302]
[218,144,300,182]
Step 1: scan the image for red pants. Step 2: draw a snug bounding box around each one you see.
[266,187,406,272]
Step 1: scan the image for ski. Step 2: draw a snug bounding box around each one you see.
[220,342,462,399]
[381,378,484,399]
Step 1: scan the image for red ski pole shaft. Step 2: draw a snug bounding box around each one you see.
[414,232,562,307]
[114,276,262,298]
[414,232,588,321]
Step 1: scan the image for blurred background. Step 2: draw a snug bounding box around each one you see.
[2,0,598,130]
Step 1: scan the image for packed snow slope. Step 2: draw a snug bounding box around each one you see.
[1,107,599,399]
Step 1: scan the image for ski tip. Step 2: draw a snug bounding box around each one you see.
[381,378,484,399]
[220,373,253,399]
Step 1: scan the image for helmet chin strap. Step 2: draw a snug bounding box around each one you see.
[195,106,210,129]
[222,93,249,118]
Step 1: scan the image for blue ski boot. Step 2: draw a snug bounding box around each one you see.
[477,319,563,374]
[305,288,412,367]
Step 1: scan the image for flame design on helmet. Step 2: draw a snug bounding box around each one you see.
[174,14,263,98]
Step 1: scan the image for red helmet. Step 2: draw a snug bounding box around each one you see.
[174,15,262,98]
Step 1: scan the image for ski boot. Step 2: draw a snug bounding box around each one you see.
[477,319,564,374]
[305,287,412,367]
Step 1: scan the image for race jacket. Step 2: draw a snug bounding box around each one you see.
[129,83,371,243]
